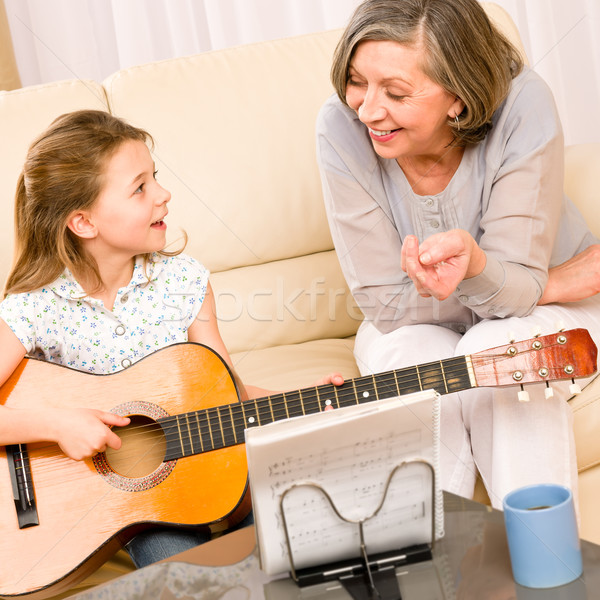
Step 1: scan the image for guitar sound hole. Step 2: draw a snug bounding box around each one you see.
[105,415,166,478]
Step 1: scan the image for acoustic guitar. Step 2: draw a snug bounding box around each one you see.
[0,328,597,598]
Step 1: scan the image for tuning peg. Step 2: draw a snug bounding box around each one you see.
[569,381,582,395]
[508,330,517,344]
[518,387,530,402]
[544,384,554,399]
[555,320,566,332]
[531,325,542,338]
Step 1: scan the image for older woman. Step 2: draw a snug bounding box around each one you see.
[317,0,600,510]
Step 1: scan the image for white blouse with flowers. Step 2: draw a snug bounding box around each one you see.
[0,253,209,373]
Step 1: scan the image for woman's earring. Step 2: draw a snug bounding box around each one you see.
[454,115,460,131]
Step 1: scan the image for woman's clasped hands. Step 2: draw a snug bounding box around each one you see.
[401,229,486,300]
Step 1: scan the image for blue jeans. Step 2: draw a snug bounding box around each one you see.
[124,510,254,569]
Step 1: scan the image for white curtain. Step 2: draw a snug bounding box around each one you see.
[494,0,600,146]
[4,0,599,145]
[4,0,362,84]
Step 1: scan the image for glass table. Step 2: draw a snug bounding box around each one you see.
[70,492,600,600]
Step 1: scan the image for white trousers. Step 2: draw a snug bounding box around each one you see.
[354,296,600,511]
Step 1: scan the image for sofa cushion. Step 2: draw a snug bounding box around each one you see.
[565,143,600,237]
[571,375,600,473]
[231,336,360,392]
[212,250,362,354]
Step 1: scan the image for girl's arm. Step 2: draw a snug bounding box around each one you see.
[186,283,236,370]
[0,318,129,460]
[187,282,277,399]
[0,317,26,388]
[187,283,343,399]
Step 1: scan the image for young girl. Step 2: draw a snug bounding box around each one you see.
[0,110,342,568]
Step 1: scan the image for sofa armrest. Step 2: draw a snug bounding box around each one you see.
[570,375,600,473]
[565,144,600,239]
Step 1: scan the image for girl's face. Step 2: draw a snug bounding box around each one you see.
[86,140,171,259]
[345,40,464,161]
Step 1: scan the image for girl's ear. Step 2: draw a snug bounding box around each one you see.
[67,211,97,239]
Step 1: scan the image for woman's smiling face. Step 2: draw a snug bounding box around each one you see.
[345,39,464,161]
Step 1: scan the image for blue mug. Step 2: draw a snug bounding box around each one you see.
[503,483,583,589]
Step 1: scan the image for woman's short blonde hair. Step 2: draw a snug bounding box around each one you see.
[331,0,524,145]
[5,110,181,296]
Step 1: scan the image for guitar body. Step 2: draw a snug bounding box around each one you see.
[0,344,251,599]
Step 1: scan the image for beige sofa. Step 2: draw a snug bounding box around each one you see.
[1,3,599,597]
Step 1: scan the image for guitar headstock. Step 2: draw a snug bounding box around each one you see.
[470,328,598,389]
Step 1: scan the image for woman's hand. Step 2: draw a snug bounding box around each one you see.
[401,230,486,300]
[539,244,600,305]
[51,408,130,461]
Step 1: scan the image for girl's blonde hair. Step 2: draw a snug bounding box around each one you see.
[331,0,524,146]
[5,110,183,296]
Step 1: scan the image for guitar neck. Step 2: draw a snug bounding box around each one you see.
[158,355,473,461]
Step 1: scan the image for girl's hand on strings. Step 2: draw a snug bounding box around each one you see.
[315,373,344,387]
[51,408,130,460]
[314,373,344,411]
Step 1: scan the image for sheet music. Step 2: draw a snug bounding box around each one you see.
[245,390,442,576]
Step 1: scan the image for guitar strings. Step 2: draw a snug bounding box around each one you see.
[22,354,473,468]
[157,350,542,449]
[28,354,469,438]
[27,348,545,449]
[156,346,568,456]
[68,344,559,471]
[102,355,474,442]
[22,346,568,470]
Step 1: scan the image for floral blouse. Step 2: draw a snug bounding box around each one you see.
[0,253,209,373]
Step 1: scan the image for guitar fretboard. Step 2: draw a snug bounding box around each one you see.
[158,355,473,461]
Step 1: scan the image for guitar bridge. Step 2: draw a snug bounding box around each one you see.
[7,444,39,528]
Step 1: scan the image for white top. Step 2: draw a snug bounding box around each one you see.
[317,67,597,334]
[0,253,209,373]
